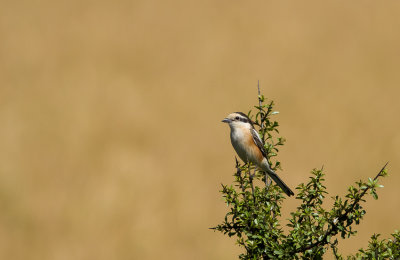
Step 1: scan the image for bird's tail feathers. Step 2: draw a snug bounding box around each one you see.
[264,167,294,197]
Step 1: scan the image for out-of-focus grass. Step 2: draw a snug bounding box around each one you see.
[0,0,400,259]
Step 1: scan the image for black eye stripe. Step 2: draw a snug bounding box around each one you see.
[236,117,248,123]
[233,112,254,127]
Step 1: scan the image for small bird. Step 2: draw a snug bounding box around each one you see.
[222,112,294,196]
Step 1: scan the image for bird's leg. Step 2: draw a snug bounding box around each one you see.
[247,163,253,182]
[248,163,254,179]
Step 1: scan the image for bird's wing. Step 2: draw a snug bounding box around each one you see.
[250,128,267,158]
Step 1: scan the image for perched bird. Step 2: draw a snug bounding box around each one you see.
[222,112,294,196]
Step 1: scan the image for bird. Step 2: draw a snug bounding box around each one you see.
[222,112,294,196]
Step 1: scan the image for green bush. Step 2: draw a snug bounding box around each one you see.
[212,92,399,259]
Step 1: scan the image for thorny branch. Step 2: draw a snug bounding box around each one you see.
[294,162,389,254]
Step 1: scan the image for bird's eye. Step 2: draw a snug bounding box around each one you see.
[235,116,239,120]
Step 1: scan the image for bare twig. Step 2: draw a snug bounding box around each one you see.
[257,81,272,189]
[257,80,263,129]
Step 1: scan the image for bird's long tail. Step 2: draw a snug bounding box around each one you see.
[264,167,294,196]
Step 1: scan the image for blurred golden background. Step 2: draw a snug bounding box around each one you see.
[1,0,400,259]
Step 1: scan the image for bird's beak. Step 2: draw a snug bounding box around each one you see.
[222,118,231,123]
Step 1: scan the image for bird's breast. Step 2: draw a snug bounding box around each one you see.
[230,127,263,165]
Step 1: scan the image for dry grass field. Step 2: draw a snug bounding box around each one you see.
[1,0,400,259]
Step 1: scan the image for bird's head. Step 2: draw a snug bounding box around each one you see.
[222,112,254,129]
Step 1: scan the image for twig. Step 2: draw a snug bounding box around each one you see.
[257,81,272,189]
[248,163,256,204]
[235,157,249,204]
[257,80,264,130]
[330,240,340,260]
[235,157,246,192]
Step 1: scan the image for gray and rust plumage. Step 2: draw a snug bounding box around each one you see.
[222,112,294,196]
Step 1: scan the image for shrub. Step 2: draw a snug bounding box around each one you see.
[212,90,398,259]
